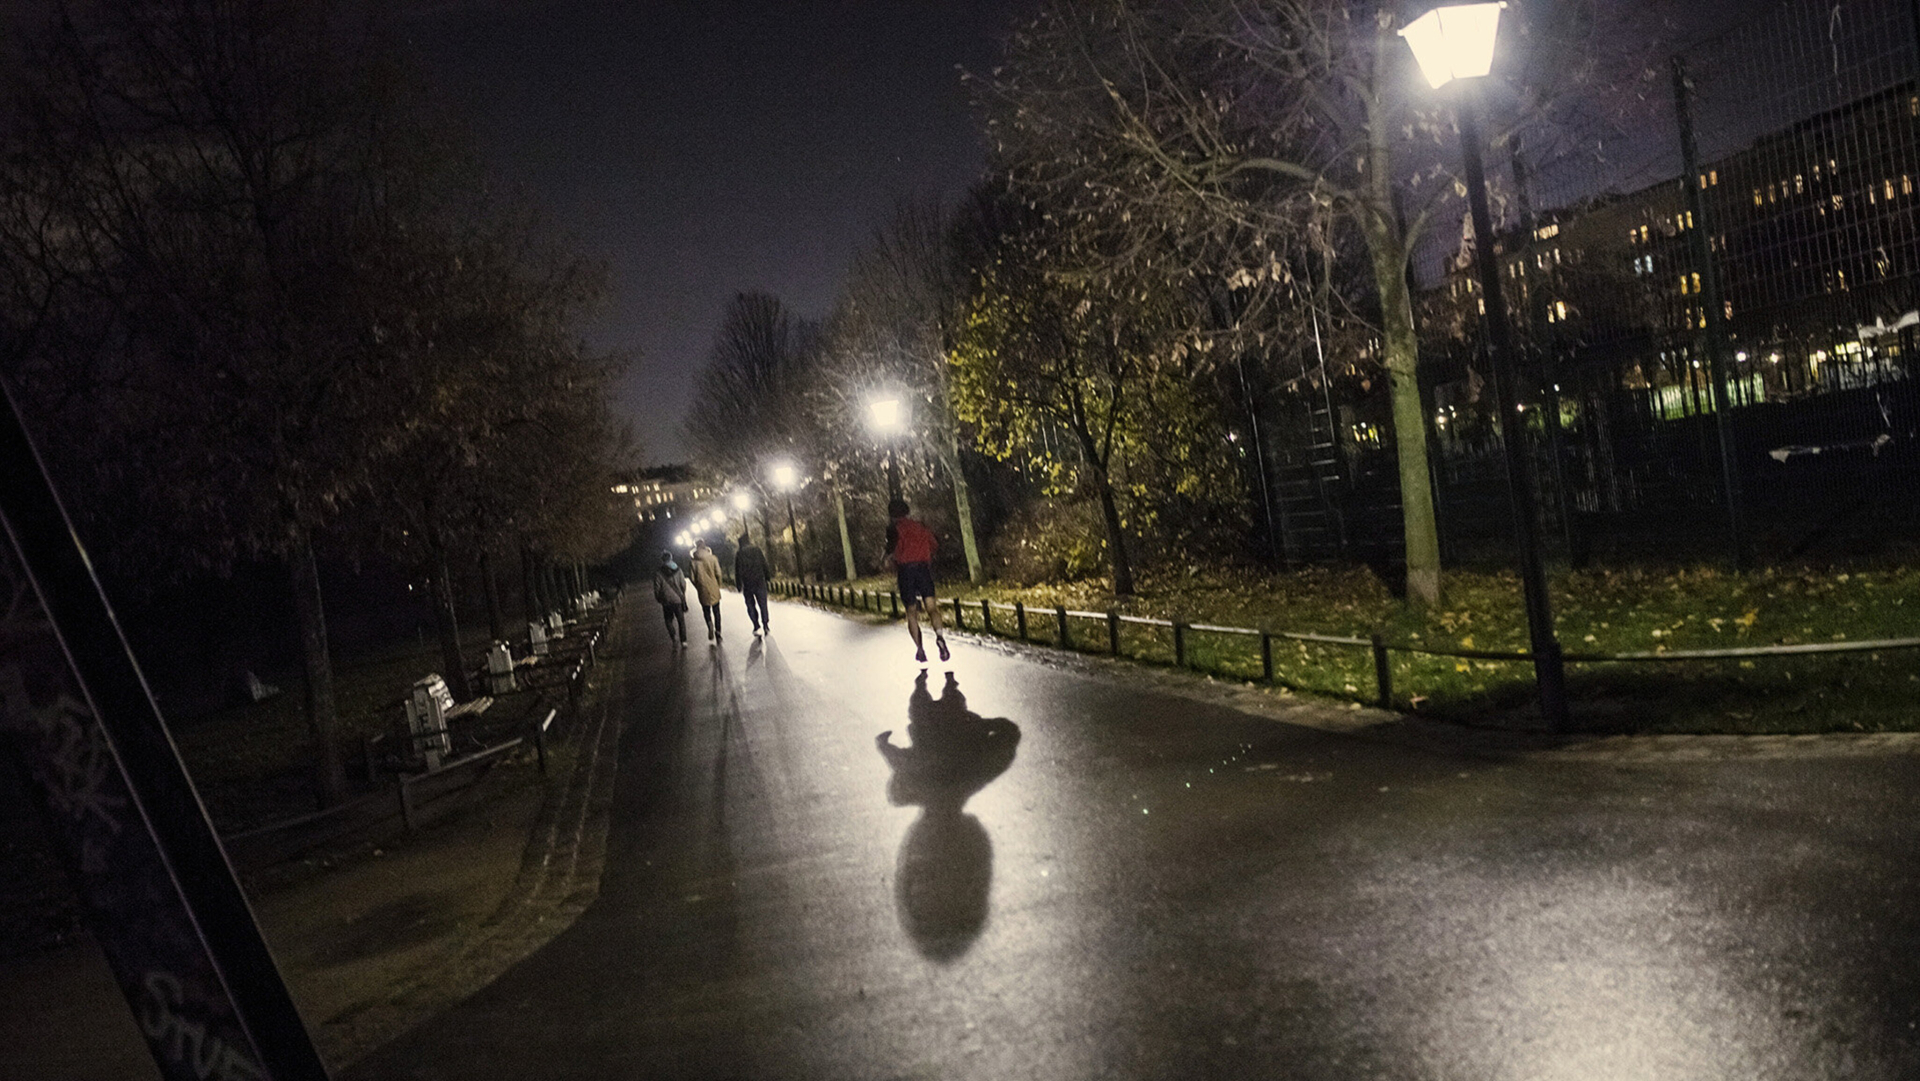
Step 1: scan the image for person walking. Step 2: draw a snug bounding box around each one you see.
[652,550,689,647]
[734,531,772,636]
[885,498,948,664]
[691,538,725,643]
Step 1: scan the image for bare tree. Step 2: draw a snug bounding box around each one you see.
[978,0,1650,605]
[832,198,987,583]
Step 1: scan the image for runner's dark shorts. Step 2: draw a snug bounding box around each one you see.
[896,561,937,607]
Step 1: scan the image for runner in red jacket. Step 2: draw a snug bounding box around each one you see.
[885,498,949,664]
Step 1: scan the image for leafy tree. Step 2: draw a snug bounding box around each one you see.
[950,202,1239,595]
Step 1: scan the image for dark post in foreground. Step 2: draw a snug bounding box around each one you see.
[1456,87,1569,730]
[0,384,331,1079]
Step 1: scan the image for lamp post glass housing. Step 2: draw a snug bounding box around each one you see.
[1400,1,1568,729]
[1399,3,1505,90]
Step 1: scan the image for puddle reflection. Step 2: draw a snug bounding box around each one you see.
[876,672,1020,961]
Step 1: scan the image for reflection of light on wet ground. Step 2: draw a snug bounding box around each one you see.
[1301,866,1788,1081]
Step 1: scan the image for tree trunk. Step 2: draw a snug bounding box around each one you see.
[289,528,346,807]
[833,485,857,580]
[1362,23,1443,608]
[520,544,541,627]
[430,544,472,701]
[480,547,505,643]
[1365,214,1443,608]
[940,432,985,583]
[1091,468,1135,597]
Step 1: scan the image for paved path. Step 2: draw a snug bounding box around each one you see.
[352,595,1920,1080]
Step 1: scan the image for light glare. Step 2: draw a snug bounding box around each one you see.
[868,395,904,432]
[1400,3,1505,89]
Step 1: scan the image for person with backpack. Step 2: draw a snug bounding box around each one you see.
[652,550,689,647]
[885,498,948,664]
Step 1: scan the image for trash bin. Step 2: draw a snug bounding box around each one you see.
[487,641,517,695]
[404,674,454,770]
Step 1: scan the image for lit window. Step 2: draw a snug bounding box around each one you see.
[1832,194,1845,210]
[1724,301,1734,319]
[1906,175,1914,195]
[1886,179,1897,200]
[1679,274,1690,295]
[1554,300,1569,321]
[1709,169,1718,185]
[1794,174,1804,193]
[1753,189,1763,206]
[1691,272,1702,293]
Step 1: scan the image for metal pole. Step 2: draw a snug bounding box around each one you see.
[1457,87,1569,730]
[1672,55,1747,571]
[0,384,331,1079]
[785,494,801,578]
[885,444,901,503]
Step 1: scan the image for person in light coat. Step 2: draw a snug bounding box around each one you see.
[691,538,725,643]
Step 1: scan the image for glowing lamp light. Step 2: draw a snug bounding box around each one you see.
[731,492,752,511]
[1399,3,1505,90]
[771,461,798,490]
[867,395,904,433]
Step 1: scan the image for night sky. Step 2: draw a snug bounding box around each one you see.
[402,1,1029,463]
[397,0,1766,466]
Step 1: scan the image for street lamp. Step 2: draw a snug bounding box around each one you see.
[1400,2,1568,730]
[770,459,803,578]
[730,491,752,540]
[867,393,905,502]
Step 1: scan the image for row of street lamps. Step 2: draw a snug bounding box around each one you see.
[674,391,908,571]
[655,7,1564,727]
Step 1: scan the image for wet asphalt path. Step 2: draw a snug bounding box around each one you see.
[350,596,1920,1080]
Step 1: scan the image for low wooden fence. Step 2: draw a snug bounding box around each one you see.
[774,578,1920,711]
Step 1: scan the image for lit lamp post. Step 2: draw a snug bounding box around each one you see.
[1401,2,1568,730]
[730,491,753,541]
[770,460,803,577]
[867,393,905,503]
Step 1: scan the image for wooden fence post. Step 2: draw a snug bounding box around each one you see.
[1107,611,1121,655]
[1261,632,1275,683]
[1056,605,1070,648]
[1173,622,1188,668]
[1015,601,1027,641]
[1371,633,1393,709]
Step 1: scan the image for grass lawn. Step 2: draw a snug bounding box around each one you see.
[801,564,1920,735]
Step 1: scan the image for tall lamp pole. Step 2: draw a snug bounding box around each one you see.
[1402,2,1568,730]
[867,394,905,503]
[730,491,753,544]
[771,461,803,578]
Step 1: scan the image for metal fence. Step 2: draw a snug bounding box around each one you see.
[778,578,1920,718]
[1258,0,1920,570]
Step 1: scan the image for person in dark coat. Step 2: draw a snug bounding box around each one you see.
[734,531,772,636]
[652,551,689,647]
